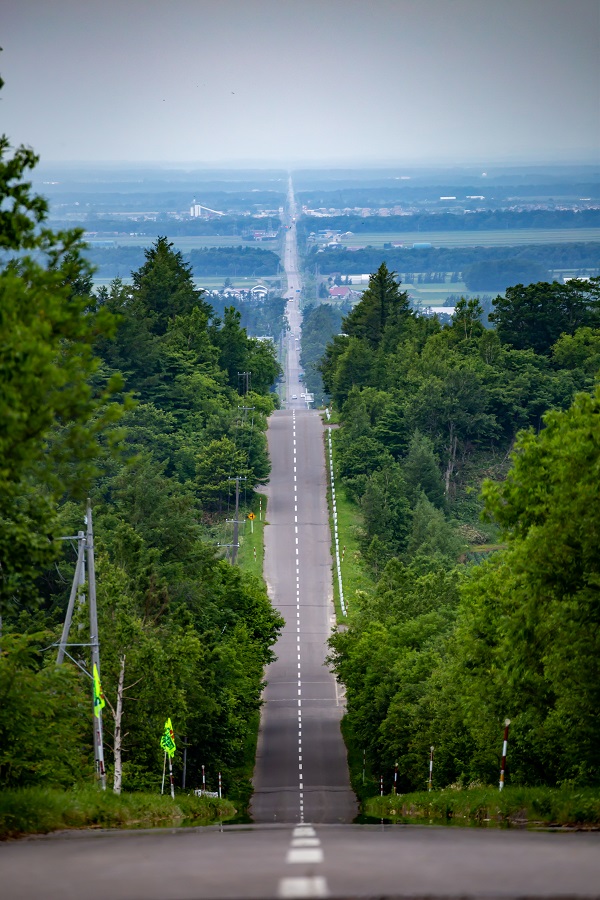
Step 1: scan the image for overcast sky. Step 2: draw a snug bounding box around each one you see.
[1,0,599,166]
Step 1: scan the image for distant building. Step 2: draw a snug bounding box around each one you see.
[190,200,224,218]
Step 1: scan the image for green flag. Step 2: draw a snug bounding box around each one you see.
[93,664,105,718]
[160,717,176,758]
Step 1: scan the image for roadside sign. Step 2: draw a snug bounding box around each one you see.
[247,513,255,520]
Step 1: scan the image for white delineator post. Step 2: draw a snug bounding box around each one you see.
[428,746,434,792]
[499,719,511,791]
[380,775,383,797]
[218,771,222,799]
[202,764,206,793]
[393,761,398,795]
[168,754,175,800]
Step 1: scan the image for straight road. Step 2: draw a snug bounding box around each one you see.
[251,177,356,825]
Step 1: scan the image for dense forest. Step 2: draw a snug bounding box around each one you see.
[299,304,346,404]
[51,216,280,238]
[322,264,600,790]
[0,138,283,800]
[210,292,287,344]
[298,208,600,234]
[294,178,600,206]
[305,243,600,284]
[83,244,281,280]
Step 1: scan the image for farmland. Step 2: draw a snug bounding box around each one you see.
[88,234,279,251]
[328,227,600,249]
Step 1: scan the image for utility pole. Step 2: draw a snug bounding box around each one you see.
[56,504,106,790]
[86,499,106,790]
[237,371,251,395]
[227,476,247,565]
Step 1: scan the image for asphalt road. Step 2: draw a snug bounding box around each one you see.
[3,823,599,899]
[251,177,356,825]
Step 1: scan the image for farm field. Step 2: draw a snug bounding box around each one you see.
[331,269,595,309]
[90,234,280,251]
[92,274,283,290]
[330,227,600,249]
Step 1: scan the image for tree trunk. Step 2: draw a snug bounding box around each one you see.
[444,424,458,497]
[113,654,126,794]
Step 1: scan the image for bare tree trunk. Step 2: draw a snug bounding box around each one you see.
[444,424,458,497]
[113,654,126,795]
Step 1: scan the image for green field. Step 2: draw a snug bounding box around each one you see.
[343,271,595,307]
[92,274,283,291]
[102,234,279,251]
[326,424,376,621]
[334,227,600,249]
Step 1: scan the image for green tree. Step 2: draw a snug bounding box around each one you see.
[0,119,122,615]
[195,437,252,511]
[402,431,445,508]
[461,387,600,784]
[132,237,211,335]
[489,278,600,355]
[0,633,91,787]
[342,263,411,348]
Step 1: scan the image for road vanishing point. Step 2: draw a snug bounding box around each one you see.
[1,180,599,900]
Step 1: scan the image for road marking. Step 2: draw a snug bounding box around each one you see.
[291,837,319,847]
[278,876,329,899]
[293,825,315,836]
[286,847,324,864]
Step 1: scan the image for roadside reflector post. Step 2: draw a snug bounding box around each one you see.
[380,775,383,797]
[168,753,175,800]
[202,764,206,794]
[499,719,511,791]
[218,772,222,799]
[393,761,398,795]
[362,748,366,785]
[428,746,434,792]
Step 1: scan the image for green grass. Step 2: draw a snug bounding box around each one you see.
[366,786,600,827]
[0,786,236,840]
[235,492,267,579]
[335,228,600,249]
[325,425,376,621]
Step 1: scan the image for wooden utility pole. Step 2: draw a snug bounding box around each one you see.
[227,476,247,565]
[87,499,106,790]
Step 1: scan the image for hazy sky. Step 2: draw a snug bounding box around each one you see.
[1,0,599,165]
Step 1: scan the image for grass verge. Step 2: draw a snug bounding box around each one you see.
[236,492,267,579]
[0,787,236,840]
[366,786,600,828]
[325,425,375,621]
